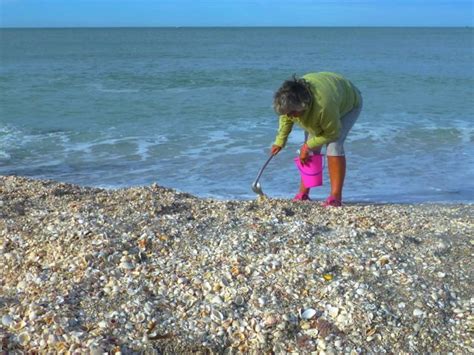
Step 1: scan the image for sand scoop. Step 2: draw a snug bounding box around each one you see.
[251,154,274,196]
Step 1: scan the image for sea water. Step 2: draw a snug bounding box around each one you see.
[1,27,473,202]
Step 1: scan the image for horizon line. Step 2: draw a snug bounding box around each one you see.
[1,25,472,29]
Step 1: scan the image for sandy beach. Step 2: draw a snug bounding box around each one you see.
[0,175,472,353]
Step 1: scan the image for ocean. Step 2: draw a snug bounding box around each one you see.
[0,27,473,203]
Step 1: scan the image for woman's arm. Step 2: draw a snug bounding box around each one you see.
[273,115,294,148]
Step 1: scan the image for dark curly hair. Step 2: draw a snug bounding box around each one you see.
[273,75,313,115]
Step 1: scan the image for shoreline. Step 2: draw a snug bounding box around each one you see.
[1,175,473,353]
[2,175,472,206]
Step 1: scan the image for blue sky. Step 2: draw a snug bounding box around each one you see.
[0,0,473,27]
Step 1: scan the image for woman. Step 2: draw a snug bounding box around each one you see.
[271,72,362,207]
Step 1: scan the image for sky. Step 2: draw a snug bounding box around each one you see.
[0,0,473,28]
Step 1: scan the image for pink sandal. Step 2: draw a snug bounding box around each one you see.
[293,192,311,201]
[323,196,342,207]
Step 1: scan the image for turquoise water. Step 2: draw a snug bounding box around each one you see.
[1,27,473,202]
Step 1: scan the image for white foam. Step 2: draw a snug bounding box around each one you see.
[0,151,11,160]
[90,83,140,94]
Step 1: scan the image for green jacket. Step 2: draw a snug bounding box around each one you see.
[274,72,361,149]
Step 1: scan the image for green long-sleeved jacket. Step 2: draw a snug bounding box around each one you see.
[274,72,361,149]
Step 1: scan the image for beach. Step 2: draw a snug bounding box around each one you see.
[0,175,472,353]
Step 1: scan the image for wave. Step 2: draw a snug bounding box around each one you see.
[90,83,140,94]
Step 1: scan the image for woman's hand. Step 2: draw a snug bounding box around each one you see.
[299,143,310,165]
[271,145,282,156]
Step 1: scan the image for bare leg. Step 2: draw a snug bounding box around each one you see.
[298,179,310,195]
[327,155,346,201]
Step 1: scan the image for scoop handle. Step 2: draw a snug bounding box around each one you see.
[254,154,274,185]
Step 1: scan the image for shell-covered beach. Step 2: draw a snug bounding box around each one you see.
[0,176,473,353]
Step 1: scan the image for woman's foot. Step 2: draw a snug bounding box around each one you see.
[323,195,342,207]
[293,192,311,201]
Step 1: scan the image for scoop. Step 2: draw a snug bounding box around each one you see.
[251,154,274,196]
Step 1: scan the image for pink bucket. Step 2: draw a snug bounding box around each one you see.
[294,154,324,188]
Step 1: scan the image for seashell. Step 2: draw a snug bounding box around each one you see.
[137,239,147,249]
[234,295,245,306]
[202,281,212,292]
[18,332,31,346]
[238,344,249,353]
[230,331,245,344]
[300,308,317,320]
[398,273,410,285]
[210,309,224,322]
[263,314,279,327]
[378,255,390,266]
[13,320,26,330]
[136,313,146,323]
[273,330,284,339]
[147,320,156,332]
[28,311,38,321]
[239,286,250,294]
[223,292,233,303]
[144,302,153,315]
[210,295,223,304]
[2,315,13,327]
[221,277,230,286]
[300,321,311,330]
[467,315,474,332]
[317,338,327,350]
[47,334,58,345]
[120,261,134,270]
[337,313,348,325]
[366,327,376,336]
[17,280,27,290]
[221,319,232,329]
[323,274,333,281]
[305,328,319,338]
[327,305,339,318]
[254,323,262,333]
[413,308,424,317]
[230,265,240,276]
[185,296,197,308]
